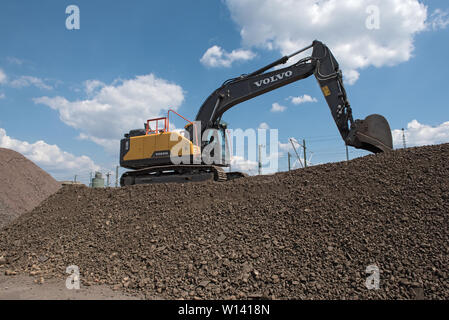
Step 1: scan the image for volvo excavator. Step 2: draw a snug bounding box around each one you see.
[119,40,393,186]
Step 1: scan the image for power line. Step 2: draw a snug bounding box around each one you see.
[302,134,340,140]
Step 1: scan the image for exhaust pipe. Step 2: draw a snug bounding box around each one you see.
[347,114,393,154]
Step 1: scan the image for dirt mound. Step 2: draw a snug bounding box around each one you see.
[0,148,61,228]
[0,144,448,300]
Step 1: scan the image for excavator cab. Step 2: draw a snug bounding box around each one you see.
[145,117,168,135]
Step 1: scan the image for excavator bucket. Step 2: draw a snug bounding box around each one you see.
[350,114,393,154]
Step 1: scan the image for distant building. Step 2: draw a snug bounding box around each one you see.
[60,181,84,186]
[91,172,105,188]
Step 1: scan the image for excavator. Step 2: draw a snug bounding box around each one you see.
[119,40,393,186]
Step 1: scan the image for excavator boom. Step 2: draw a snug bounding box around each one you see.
[193,40,393,153]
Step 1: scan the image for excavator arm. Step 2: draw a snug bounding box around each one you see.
[193,40,393,154]
[119,40,393,185]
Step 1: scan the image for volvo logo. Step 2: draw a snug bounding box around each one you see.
[152,151,170,158]
[254,71,293,87]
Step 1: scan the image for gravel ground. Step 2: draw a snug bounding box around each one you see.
[0,148,61,228]
[0,144,448,300]
[0,274,139,300]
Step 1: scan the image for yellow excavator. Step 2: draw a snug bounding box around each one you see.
[119,40,393,186]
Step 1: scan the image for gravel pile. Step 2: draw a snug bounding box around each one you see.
[0,144,448,299]
[0,148,61,228]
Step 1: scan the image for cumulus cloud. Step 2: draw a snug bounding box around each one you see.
[230,156,259,175]
[200,45,256,68]
[10,76,53,90]
[258,122,270,130]
[0,69,6,84]
[34,74,185,152]
[278,141,292,153]
[279,138,303,156]
[84,79,105,96]
[392,120,449,148]
[225,0,429,84]
[430,9,449,30]
[271,102,286,113]
[0,128,100,180]
[289,94,318,105]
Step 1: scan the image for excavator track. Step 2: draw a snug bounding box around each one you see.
[120,164,228,186]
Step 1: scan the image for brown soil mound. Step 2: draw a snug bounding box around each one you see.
[0,144,448,300]
[0,148,61,228]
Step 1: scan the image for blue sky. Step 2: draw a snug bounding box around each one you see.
[1,0,449,183]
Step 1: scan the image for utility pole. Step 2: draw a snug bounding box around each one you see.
[289,138,304,168]
[106,172,111,187]
[258,145,263,175]
[74,175,77,183]
[288,152,291,171]
[346,144,349,162]
[115,166,119,187]
[402,128,407,149]
[303,139,307,168]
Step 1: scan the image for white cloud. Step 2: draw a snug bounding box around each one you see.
[258,122,270,130]
[0,69,6,84]
[34,73,185,152]
[0,93,5,99]
[225,0,429,84]
[271,102,286,113]
[84,79,105,96]
[0,128,100,180]
[0,71,52,90]
[289,94,318,105]
[230,145,282,175]
[392,120,449,148]
[278,141,292,153]
[200,45,256,68]
[10,76,53,90]
[343,70,361,86]
[230,156,258,175]
[279,138,303,156]
[430,9,449,30]
[6,57,24,65]
[77,133,117,152]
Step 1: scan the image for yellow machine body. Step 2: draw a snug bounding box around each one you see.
[121,131,200,169]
